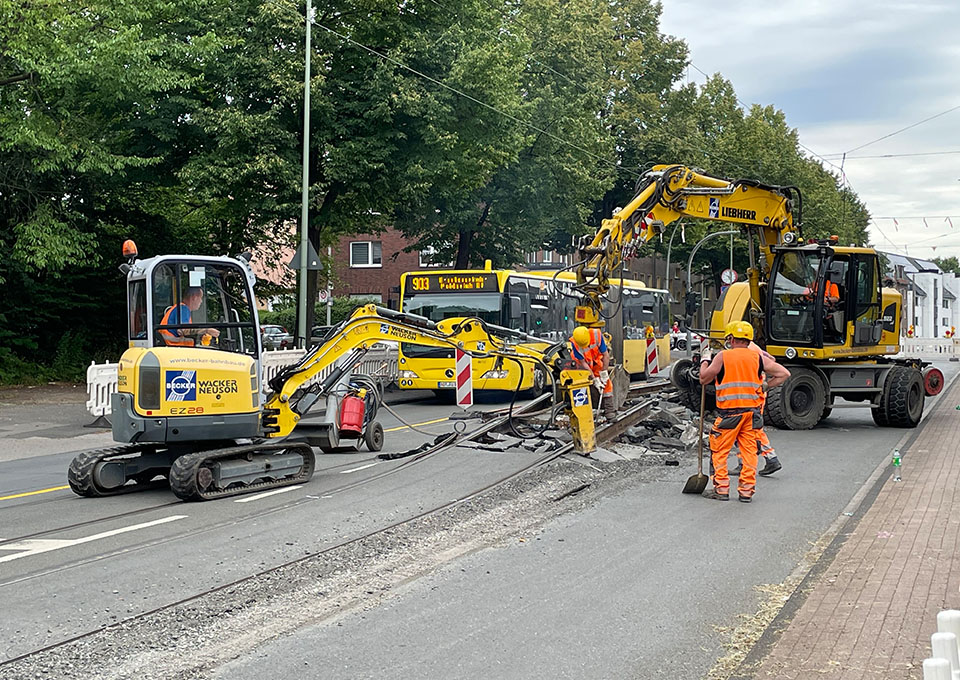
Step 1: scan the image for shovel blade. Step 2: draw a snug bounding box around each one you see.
[682,472,709,494]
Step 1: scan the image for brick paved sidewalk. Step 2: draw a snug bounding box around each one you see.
[743,377,960,679]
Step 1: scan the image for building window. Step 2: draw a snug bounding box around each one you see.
[350,241,382,268]
[543,250,553,264]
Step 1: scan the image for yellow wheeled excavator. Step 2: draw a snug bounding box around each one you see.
[68,243,598,501]
[574,164,928,430]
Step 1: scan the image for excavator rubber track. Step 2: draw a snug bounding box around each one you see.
[168,441,316,502]
[67,444,170,497]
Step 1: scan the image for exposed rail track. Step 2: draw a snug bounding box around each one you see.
[0,393,657,667]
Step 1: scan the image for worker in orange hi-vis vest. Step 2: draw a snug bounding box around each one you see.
[698,321,790,503]
[729,340,782,477]
[570,326,616,421]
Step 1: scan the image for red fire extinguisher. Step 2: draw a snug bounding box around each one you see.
[339,389,366,435]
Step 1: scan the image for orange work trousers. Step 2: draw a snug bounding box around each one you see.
[709,410,761,498]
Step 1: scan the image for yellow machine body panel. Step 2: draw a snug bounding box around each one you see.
[118,346,259,418]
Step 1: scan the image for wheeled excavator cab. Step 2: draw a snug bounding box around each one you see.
[765,244,899,359]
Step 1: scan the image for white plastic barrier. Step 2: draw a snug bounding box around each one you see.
[85,345,399,418]
[900,339,960,356]
[86,361,119,417]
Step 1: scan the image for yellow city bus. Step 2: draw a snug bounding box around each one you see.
[397,264,671,395]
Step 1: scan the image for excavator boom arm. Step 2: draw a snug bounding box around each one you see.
[262,304,566,438]
[575,164,799,324]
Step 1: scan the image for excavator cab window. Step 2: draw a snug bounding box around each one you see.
[150,261,259,357]
[768,249,825,345]
[852,254,883,346]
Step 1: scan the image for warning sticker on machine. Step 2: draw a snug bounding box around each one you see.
[165,370,197,401]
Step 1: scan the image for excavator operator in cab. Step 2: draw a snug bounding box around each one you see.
[159,287,221,347]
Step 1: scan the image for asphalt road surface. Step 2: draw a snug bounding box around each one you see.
[215,361,960,680]
[1,364,956,678]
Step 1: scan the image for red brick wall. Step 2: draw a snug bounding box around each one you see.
[332,227,422,309]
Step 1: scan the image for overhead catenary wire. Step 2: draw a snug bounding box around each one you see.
[843,104,960,155]
[821,150,960,161]
[312,21,639,179]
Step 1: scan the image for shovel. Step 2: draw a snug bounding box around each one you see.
[682,385,709,494]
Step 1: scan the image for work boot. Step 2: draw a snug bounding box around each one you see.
[739,495,753,503]
[759,455,782,477]
[702,488,729,501]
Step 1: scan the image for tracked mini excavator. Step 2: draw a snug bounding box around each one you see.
[68,242,598,501]
[574,164,929,430]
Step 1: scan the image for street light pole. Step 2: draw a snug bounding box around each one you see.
[296,0,312,348]
[685,230,739,356]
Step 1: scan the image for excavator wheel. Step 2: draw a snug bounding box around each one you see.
[873,366,924,428]
[670,359,715,413]
[766,368,825,430]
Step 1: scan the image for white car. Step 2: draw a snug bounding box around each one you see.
[670,329,704,352]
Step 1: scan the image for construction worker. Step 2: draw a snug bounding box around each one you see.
[730,340,782,476]
[571,325,616,421]
[699,321,790,502]
[159,287,221,346]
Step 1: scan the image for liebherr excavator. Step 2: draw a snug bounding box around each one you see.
[574,164,928,430]
[68,243,598,501]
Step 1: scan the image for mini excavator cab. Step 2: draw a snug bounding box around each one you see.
[124,247,261,358]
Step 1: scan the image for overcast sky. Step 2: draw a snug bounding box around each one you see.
[658,0,960,260]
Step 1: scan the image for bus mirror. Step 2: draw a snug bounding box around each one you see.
[509,295,523,320]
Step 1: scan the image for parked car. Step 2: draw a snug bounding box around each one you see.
[670,328,705,352]
[309,325,334,347]
[260,324,293,350]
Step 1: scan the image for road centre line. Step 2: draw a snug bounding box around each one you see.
[0,515,187,564]
[233,486,303,503]
[339,463,378,474]
[384,417,449,433]
[0,485,71,502]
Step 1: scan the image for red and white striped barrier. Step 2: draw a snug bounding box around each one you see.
[455,348,473,410]
[645,338,659,377]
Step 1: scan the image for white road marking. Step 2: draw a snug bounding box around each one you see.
[339,463,378,474]
[0,515,188,564]
[233,485,303,503]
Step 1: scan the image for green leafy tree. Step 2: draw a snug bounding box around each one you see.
[933,256,960,275]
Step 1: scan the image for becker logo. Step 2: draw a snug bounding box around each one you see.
[165,370,197,401]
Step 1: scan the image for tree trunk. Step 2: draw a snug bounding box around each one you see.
[455,230,473,269]
[455,202,491,269]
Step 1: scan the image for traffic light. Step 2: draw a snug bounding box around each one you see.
[685,291,701,316]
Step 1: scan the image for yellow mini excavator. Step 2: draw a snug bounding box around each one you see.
[574,164,928,430]
[68,242,598,501]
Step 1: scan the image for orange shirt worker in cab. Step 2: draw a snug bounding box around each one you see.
[698,321,790,503]
[159,287,221,346]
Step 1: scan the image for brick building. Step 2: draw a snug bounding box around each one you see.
[331,227,438,309]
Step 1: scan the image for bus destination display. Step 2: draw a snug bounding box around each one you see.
[409,273,499,293]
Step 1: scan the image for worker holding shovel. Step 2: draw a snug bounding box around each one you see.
[697,322,790,503]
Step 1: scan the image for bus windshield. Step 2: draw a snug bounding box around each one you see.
[402,292,503,325]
